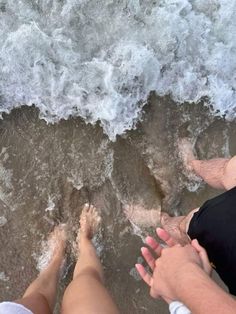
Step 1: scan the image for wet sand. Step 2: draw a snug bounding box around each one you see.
[0,94,235,313]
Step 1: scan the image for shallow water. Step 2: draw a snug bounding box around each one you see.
[0,2,236,312]
[0,94,235,313]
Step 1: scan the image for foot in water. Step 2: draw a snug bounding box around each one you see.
[178,138,197,171]
[160,212,190,245]
[124,204,190,244]
[78,203,101,240]
[37,224,67,272]
[124,204,161,228]
[178,138,202,184]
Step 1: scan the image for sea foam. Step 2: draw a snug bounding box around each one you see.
[0,0,235,139]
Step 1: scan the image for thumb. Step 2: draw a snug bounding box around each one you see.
[191,239,212,275]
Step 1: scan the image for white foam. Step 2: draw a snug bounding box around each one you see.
[0,0,235,139]
[35,240,54,272]
[0,216,7,227]
[0,162,15,211]
[0,271,9,282]
[45,196,56,212]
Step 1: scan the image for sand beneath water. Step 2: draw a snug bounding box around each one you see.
[0,94,235,313]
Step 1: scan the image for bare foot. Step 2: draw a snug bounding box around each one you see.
[178,138,196,171]
[79,203,101,240]
[124,204,161,228]
[160,212,190,245]
[37,224,67,271]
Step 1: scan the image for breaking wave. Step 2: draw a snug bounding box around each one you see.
[0,0,235,139]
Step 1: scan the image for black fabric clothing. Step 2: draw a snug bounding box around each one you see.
[188,186,236,295]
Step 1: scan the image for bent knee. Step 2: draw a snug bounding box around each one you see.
[74,267,103,283]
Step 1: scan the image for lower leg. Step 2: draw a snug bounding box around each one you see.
[124,204,161,228]
[73,236,104,283]
[191,158,230,190]
[62,204,119,314]
[15,225,66,314]
[160,208,199,245]
[178,138,233,190]
[160,213,189,245]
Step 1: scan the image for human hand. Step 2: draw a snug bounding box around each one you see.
[135,228,178,284]
[149,243,207,300]
[135,228,179,303]
[136,228,211,302]
[190,238,212,275]
[142,230,211,276]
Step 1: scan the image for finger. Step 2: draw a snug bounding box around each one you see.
[146,236,162,256]
[135,264,152,286]
[141,247,156,271]
[156,228,178,247]
[191,239,212,275]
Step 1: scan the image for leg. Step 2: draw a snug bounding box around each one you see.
[15,225,66,314]
[160,209,198,245]
[61,204,119,314]
[191,156,236,191]
[123,203,195,245]
[178,138,236,190]
[124,204,161,227]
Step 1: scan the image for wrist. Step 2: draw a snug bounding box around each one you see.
[174,262,204,299]
[174,263,236,314]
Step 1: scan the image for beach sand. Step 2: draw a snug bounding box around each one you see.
[0,94,235,313]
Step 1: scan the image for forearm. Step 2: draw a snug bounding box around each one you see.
[176,264,236,314]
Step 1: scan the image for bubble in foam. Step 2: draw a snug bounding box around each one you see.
[0,216,7,227]
[0,271,9,282]
[45,196,56,212]
[92,233,104,257]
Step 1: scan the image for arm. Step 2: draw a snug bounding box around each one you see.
[175,263,236,314]
[148,244,236,314]
[136,230,235,314]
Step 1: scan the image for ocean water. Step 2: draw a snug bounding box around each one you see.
[0,0,236,140]
[1,100,235,314]
[0,2,236,313]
